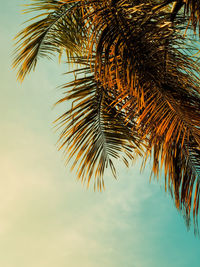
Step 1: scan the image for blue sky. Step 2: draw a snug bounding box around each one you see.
[1,1,200,266]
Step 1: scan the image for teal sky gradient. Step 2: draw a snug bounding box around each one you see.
[1,1,200,266]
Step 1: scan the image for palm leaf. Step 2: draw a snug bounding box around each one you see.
[155,0,200,34]
[184,0,200,34]
[54,58,144,190]
[13,0,200,228]
[81,0,200,223]
[13,0,85,81]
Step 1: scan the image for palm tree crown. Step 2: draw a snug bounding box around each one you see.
[13,0,200,231]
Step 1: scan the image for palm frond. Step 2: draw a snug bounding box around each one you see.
[13,0,200,229]
[138,80,200,221]
[54,58,143,190]
[184,0,200,34]
[81,0,200,222]
[160,0,200,35]
[13,0,85,81]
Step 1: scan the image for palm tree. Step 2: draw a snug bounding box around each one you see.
[13,0,200,231]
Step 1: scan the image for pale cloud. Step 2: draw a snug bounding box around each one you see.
[0,117,157,267]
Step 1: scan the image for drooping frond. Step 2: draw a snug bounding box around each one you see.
[55,57,144,190]
[13,0,85,81]
[81,0,200,222]
[13,0,200,229]
[138,79,200,223]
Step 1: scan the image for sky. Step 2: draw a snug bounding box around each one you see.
[1,1,200,267]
